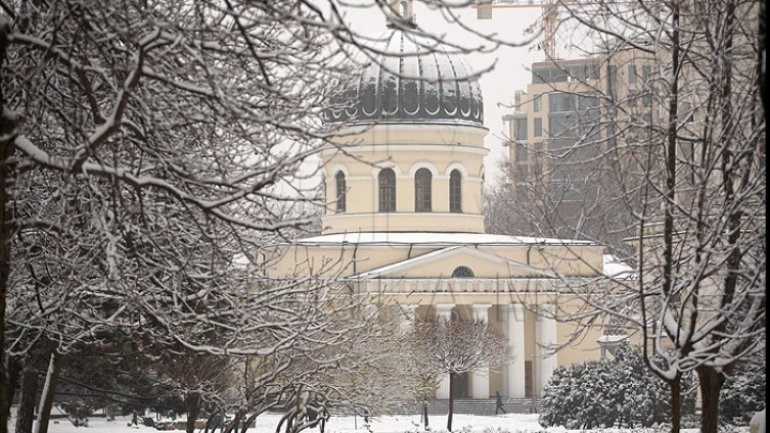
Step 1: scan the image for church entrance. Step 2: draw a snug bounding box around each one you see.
[451,372,469,398]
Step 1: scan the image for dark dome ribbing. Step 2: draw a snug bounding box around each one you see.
[327,31,484,127]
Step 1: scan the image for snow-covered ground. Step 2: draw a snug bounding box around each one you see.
[23,412,748,433]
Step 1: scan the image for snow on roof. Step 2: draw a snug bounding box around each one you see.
[597,334,630,343]
[294,231,594,246]
[602,254,636,280]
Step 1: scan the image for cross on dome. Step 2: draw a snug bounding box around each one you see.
[387,0,416,28]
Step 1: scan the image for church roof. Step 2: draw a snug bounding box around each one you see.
[325,30,484,127]
[295,231,594,246]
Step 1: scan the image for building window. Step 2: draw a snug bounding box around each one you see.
[514,117,528,140]
[628,64,637,87]
[451,266,474,278]
[533,117,543,137]
[335,171,346,213]
[449,169,462,213]
[378,168,396,212]
[514,143,529,178]
[607,65,618,100]
[414,168,432,212]
[548,112,574,137]
[547,92,599,138]
[642,64,652,82]
[533,95,542,112]
[549,93,574,112]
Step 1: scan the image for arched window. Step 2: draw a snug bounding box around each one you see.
[378,168,396,212]
[451,266,474,278]
[449,169,462,213]
[414,168,432,212]
[335,171,346,213]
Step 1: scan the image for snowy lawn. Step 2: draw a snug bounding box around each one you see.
[27,412,749,433]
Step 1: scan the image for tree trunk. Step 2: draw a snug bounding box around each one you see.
[185,391,201,433]
[285,411,294,433]
[204,412,218,433]
[33,351,62,433]
[760,0,767,113]
[697,366,725,433]
[15,366,39,433]
[447,372,455,432]
[3,356,21,425]
[222,411,244,433]
[0,20,17,433]
[422,402,429,428]
[240,412,258,433]
[670,378,681,433]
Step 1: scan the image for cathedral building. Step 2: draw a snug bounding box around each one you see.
[266,4,625,408]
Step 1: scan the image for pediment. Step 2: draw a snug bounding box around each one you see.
[356,245,555,279]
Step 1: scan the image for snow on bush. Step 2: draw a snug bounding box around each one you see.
[539,344,696,429]
[720,363,766,426]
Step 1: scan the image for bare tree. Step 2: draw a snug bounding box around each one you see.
[495,1,765,432]
[398,329,440,429]
[406,319,509,432]
[0,1,382,430]
[0,1,532,431]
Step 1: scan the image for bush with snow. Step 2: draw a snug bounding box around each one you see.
[720,363,766,426]
[538,344,696,429]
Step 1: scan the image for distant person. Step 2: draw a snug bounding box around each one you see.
[495,391,507,415]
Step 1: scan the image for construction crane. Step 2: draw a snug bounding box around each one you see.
[475,0,560,59]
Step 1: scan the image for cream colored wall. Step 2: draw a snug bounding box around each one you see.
[477,245,604,277]
[321,123,488,234]
[553,297,605,366]
[323,213,486,234]
[266,244,421,278]
[329,124,487,148]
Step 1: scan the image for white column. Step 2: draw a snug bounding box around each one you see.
[435,304,454,399]
[536,304,558,397]
[505,304,526,398]
[471,304,492,399]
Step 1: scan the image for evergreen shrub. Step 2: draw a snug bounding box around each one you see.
[538,344,696,429]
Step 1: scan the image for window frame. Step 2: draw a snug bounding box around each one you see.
[449,169,462,213]
[533,117,543,137]
[451,266,475,278]
[414,168,432,212]
[335,171,347,213]
[514,117,528,141]
[378,168,396,212]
